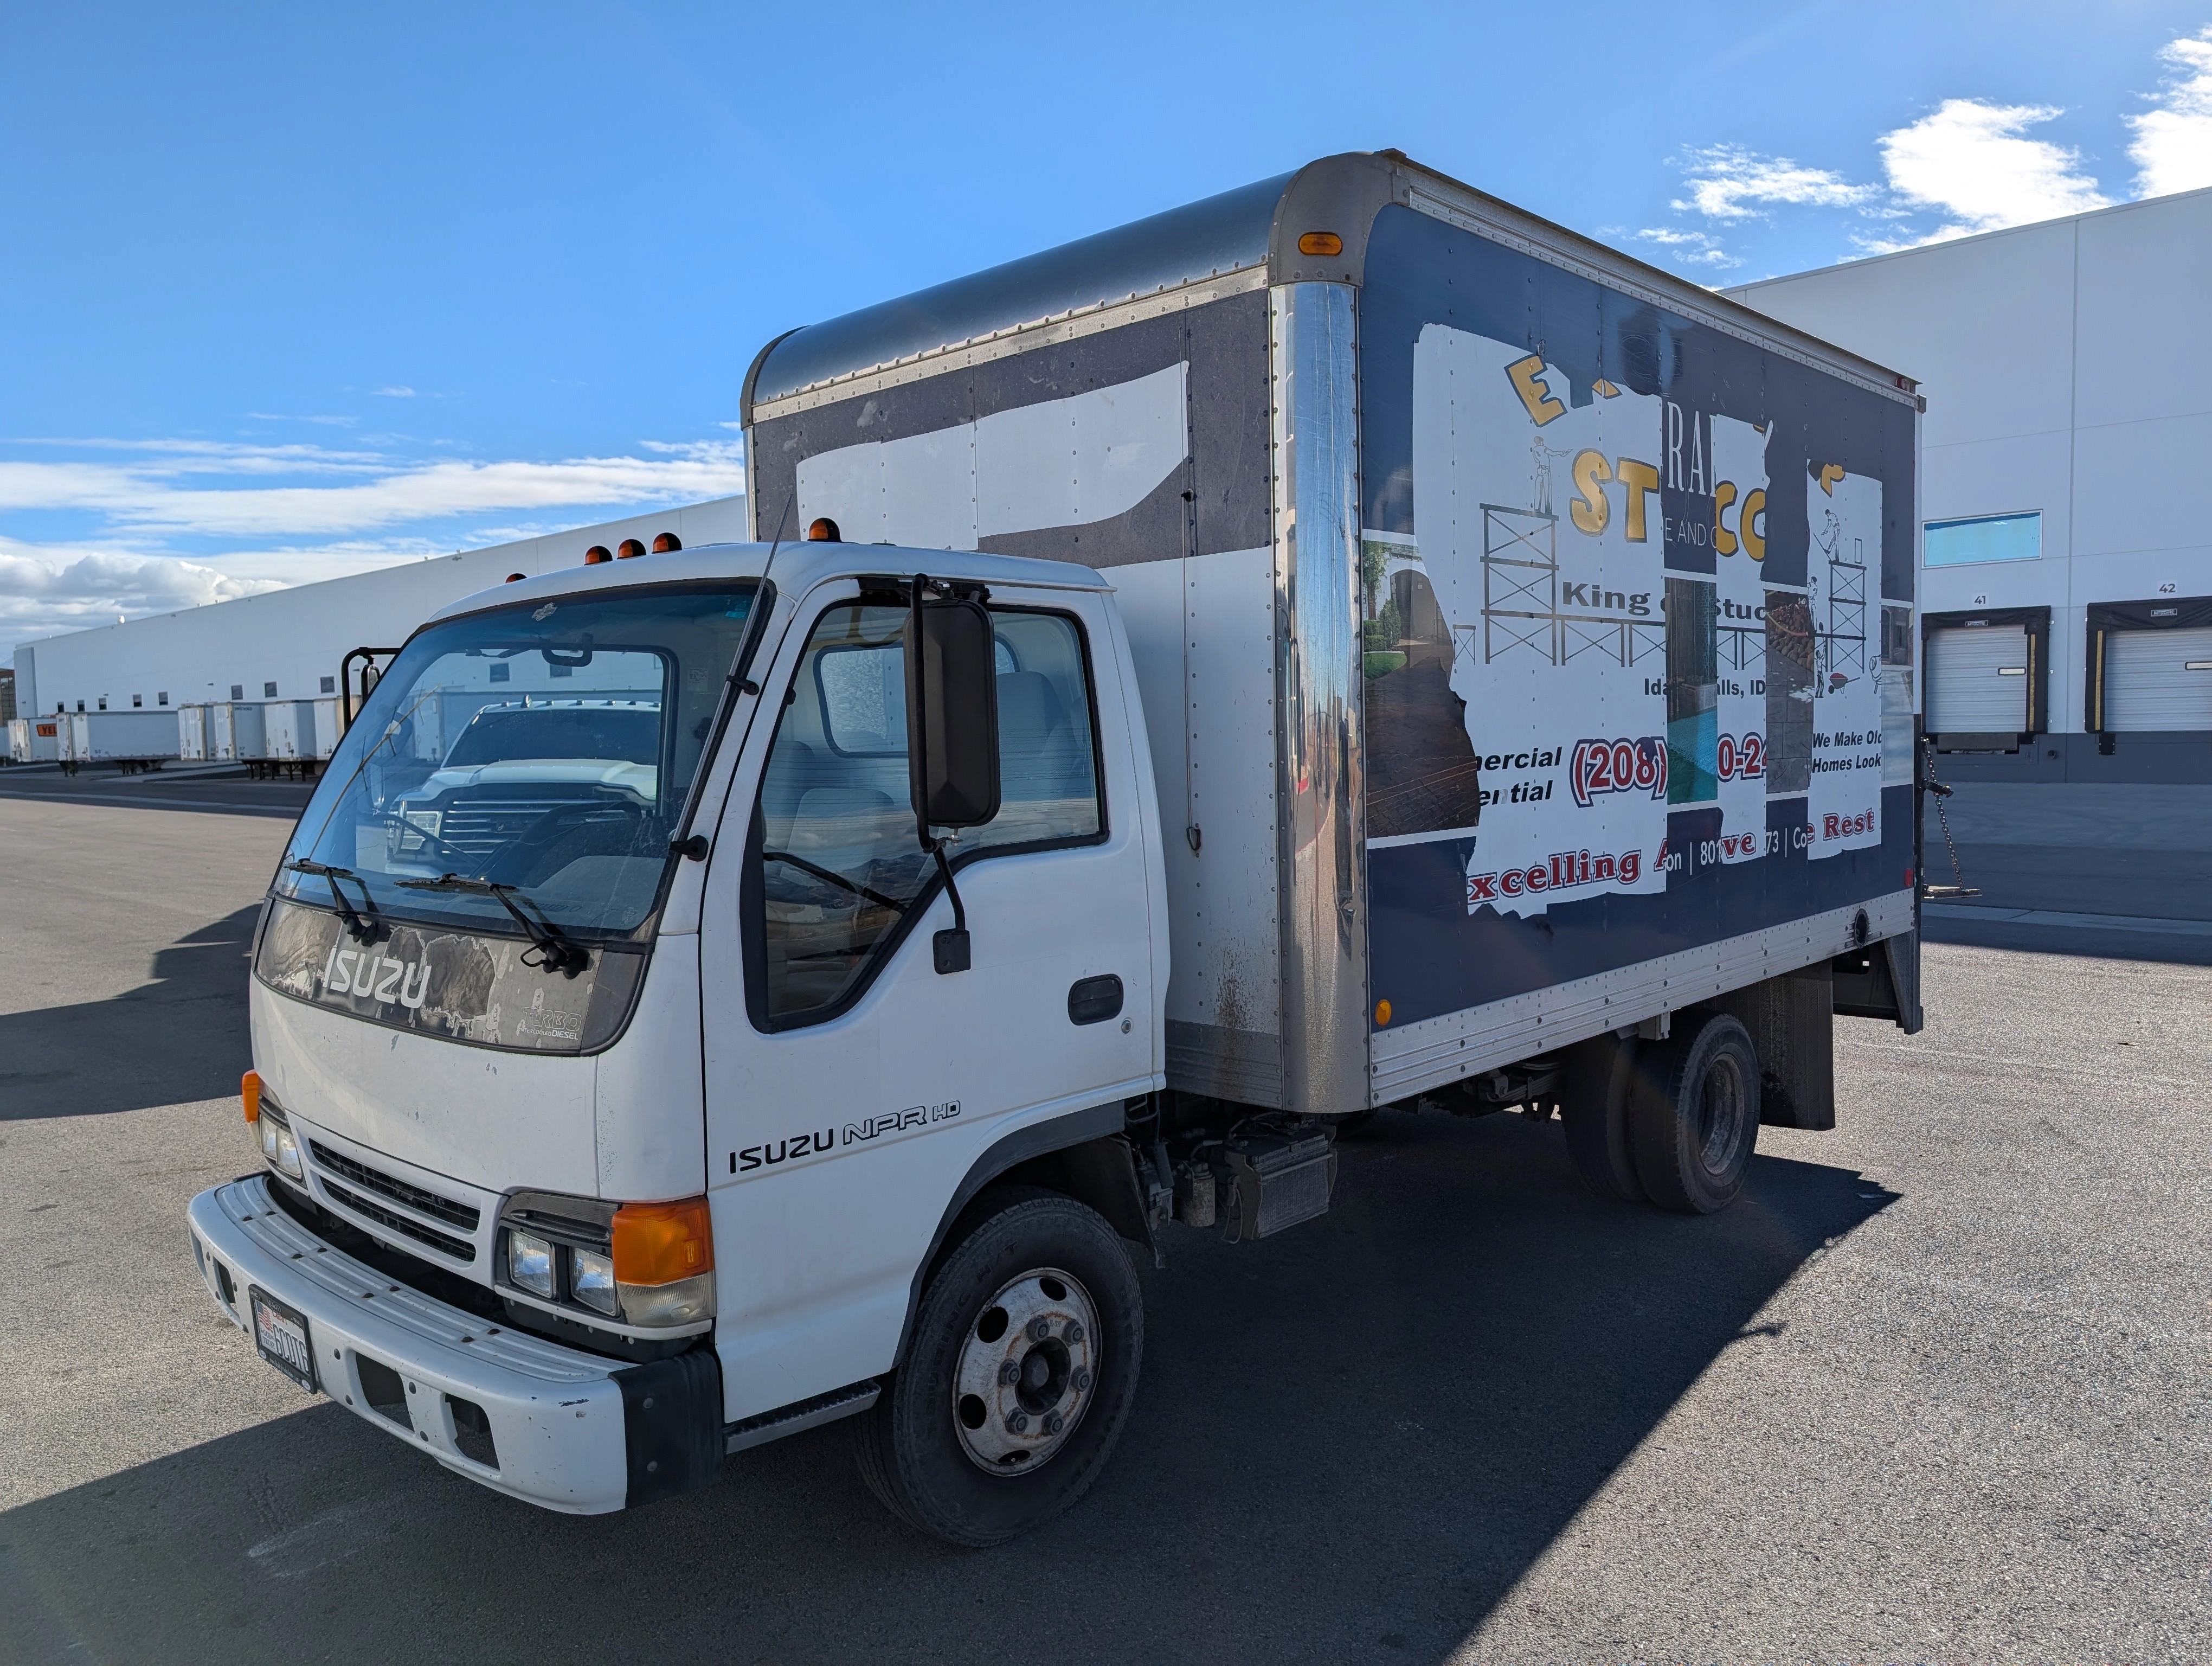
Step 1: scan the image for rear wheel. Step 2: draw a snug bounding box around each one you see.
[1628,1013,1760,1214]
[852,1189,1143,1546]
[1559,1030,1644,1202]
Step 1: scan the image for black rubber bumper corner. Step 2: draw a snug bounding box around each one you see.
[617,1346,724,1508]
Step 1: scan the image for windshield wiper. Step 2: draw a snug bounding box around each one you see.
[763,850,908,913]
[393,873,590,976]
[285,858,382,943]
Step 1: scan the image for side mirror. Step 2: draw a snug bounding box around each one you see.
[905,579,1000,975]
[905,588,1000,830]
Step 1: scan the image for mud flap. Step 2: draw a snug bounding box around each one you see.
[618,1347,724,1508]
[1715,967,1836,1131]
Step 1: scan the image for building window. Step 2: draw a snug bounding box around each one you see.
[263,681,278,698]
[487,662,511,683]
[76,700,85,712]
[319,675,336,694]
[158,692,169,706]
[230,684,243,700]
[98,697,107,710]
[1925,512,2040,567]
[132,694,143,707]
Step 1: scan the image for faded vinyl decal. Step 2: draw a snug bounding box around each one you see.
[255,896,645,1053]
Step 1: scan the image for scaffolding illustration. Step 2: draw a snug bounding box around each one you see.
[1471,504,1666,669]
[1815,530,1868,681]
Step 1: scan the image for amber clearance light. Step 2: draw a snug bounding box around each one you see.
[612,1195,715,1286]
[241,1069,263,1124]
[1297,232,1343,257]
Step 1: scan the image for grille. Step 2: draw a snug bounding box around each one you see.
[321,1179,478,1261]
[311,1142,480,1231]
[435,800,571,858]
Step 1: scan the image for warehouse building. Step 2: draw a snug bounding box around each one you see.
[1725,184,2212,783]
[9,496,744,762]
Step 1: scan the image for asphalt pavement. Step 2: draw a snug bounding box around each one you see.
[0,787,2203,1663]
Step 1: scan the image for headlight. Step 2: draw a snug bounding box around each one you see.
[256,1104,303,1180]
[570,1248,619,1316]
[507,1231,555,1298]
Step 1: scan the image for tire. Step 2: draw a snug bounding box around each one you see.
[1627,1013,1760,1214]
[1559,1030,1645,1202]
[852,1188,1143,1547]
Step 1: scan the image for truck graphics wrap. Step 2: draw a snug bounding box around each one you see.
[1360,201,1917,1026]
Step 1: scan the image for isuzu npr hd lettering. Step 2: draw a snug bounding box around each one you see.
[189,152,1922,1546]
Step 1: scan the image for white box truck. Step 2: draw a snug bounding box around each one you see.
[189,152,1922,1544]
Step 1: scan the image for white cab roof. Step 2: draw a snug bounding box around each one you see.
[426,541,1113,626]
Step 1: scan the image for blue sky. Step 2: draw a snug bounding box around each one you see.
[4,1,2210,653]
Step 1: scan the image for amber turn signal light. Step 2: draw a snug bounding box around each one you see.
[806,516,842,542]
[242,1069,263,1124]
[612,1196,715,1286]
[1297,232,1343,257]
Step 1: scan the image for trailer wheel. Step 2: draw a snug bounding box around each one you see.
[1628,1013,1760,1214]
[852,1188,1143,1546]
[1559,1031,1645,1202]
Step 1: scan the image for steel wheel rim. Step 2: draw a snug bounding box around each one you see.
[951,1267,1101,1475]
[1694,1052,1748,1175]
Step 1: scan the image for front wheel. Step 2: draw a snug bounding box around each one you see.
[852,1189,1143,1546]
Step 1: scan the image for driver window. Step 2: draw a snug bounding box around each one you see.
[749,600,1103,1027]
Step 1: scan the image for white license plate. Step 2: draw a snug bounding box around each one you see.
[250,1287,318,1392]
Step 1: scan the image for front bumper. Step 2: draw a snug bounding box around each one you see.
[189,1176,720,1514]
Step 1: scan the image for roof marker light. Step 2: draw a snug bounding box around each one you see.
[807,517,842,542]
[651,532,683,553]
[583,545,613,565]
[616,539,646,559]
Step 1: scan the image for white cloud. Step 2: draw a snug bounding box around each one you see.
[1875,99,2109,244]
[0,537,289,645]
[0,434,747,655]
[1670,145,1875,221]
[0,440,747,539]
[2129,26,2212,197]
[372,386,417,398]
[1634,227,1740,268]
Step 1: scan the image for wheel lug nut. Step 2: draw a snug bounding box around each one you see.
[1006,1411,1029,1433]
[999,1360,1020,1385]
[1028,1316,1052,1341]
[1073,1368,1092,1392]
[1043,1412,1064,1435]
[1065,1322,1084,1345]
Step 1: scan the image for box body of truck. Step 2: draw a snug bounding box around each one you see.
[743,151,1921,1119]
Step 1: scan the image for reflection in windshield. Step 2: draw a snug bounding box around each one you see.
[278,584,755,941]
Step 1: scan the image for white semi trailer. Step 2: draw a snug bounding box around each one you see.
[188,152,1924,1545]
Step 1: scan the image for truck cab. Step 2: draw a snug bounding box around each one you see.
[192,539,1172,1543]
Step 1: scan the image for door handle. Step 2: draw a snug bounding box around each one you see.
[1067,975,1124,1026]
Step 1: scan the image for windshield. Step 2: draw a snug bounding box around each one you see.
[276,582,756,940]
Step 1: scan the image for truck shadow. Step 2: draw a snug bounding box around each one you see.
[1,1113,1891,1665]
[0,903,260,1120]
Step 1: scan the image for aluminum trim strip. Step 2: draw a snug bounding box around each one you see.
[752,265,1271,422]
[1369,892,1917,1101]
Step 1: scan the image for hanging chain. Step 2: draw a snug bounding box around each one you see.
[1920,736,1972,894]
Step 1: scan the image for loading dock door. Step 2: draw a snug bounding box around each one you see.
[2105,626,2212,731]
[1927,625,2029,733]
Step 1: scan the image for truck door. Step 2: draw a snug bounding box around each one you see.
[698,580,1160,1423]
